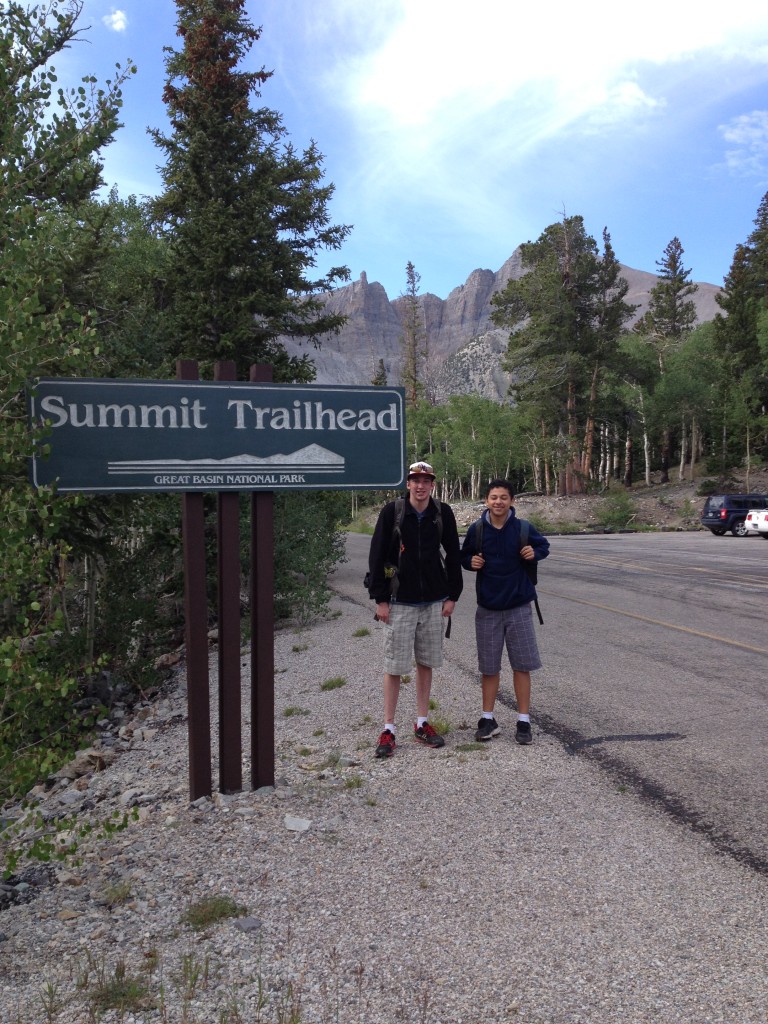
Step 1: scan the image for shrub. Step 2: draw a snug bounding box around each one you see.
[596,490,637,530]
[273,492,349,626]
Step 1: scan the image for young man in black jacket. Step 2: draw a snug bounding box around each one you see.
[367,461,463,758]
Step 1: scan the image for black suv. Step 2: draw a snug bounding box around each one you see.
[700,493,768,536]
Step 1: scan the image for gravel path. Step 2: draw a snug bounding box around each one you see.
[1,593,766,1023]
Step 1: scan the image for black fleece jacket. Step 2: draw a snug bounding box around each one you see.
[367,496,463,605]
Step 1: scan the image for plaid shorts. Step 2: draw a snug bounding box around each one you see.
[475,604,542,675]
[383,602,445,676]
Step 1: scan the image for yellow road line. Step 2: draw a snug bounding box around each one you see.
[555,551,768,589]
[540,590,768,655]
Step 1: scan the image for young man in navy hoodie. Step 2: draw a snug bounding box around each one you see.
[461,479,549,744]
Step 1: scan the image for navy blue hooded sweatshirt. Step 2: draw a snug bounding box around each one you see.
[460,509,549,610]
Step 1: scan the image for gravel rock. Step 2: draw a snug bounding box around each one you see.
[0,597,766,1023]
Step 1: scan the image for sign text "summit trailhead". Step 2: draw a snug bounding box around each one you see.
[37,395,400,433]
[28,379,406,493]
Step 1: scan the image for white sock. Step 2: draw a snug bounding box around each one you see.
[416,716,428,728]
[385,723,396,735]
[518,713,530,723]
[482,712,495,720]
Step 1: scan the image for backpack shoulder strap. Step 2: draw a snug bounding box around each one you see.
[434,500,444,546]
[393,497,405,541]
[519,518,529,547]
[517,518,543,624]
[388,498,406,601]
[473,515,484,553]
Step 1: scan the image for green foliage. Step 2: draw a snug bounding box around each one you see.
[3,806,133,879]
[91,495,186,676]
[491,217,635,493]
[150,0,350,381]
[0,2,137,802]
[273,491,348,625]
[712,195,768,465]
[405,394,535,498]
[596,489,637,530]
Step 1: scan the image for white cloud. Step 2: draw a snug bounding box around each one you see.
[102,8,128,33]
[719,111,768,177]
[312,1,768,229]
[339,2,768,125]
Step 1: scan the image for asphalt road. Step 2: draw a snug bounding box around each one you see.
[331,529,768,874]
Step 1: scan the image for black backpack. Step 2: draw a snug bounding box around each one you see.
[472,515,543,624]
[365,497,444,601]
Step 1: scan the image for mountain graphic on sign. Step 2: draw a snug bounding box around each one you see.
[108,443,345,475]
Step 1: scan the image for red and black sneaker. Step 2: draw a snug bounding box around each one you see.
[375,729,396,758]
[414,722,445,748]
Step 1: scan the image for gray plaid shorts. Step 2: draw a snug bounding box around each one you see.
[475,604,542,675]
[383,602,445,676]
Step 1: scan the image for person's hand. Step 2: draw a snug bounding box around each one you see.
[442,599,455,617]
[520,545,535,560]
[375,601,390,624]
[470,554,485,570]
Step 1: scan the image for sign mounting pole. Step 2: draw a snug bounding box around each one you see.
[214,360,242,793]
[249,363,274,789]
[177,360,212,800]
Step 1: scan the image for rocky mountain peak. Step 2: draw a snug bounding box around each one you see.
[283,250,721,401]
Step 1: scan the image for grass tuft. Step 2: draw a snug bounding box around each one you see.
[182,894,246,932]
[320,676,347,691]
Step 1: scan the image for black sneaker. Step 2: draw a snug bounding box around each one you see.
[375,729,396,758]
[475,716,500,742]
[414,722,445,748]
[515,721,533,745]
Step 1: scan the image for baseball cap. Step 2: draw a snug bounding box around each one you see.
[407,461,436,480]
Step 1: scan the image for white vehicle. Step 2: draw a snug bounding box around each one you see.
[745,508,768,538]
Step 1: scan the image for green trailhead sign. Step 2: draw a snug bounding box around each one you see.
[29,378,406,493]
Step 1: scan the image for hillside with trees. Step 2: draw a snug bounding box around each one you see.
[389,216,767,503]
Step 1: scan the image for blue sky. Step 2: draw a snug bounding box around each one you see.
[59,1,768,299]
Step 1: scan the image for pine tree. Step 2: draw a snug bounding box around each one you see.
[713,193,768,466]
[398,261,426,405]
[582,228,636,479]
[371,358,388,386]
[491,216,634,493]
[633,237,698,482]
[151,0,351,381]
[634,237,698,373]
[714,194,768,374]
